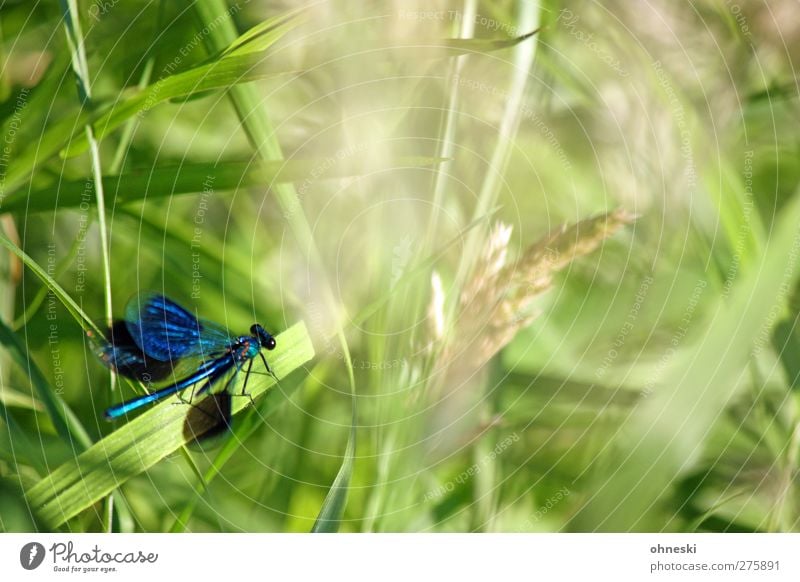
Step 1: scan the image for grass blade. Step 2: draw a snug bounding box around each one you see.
[0,232,98,335]
[218,6,307,58]
[2,156,444,214]
[311,411,355,532]
[0,318,92,452]
[60,0,114,390]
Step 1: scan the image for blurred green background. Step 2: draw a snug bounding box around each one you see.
[1,0,799,532]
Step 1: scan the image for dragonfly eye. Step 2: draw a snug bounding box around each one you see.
[251,324,276,350]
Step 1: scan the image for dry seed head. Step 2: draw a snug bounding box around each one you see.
[433,208,635,370]
[460,221,513,308]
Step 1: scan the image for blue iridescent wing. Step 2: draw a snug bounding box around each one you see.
[124,293,234,362]
[94,321,222,385]
[94,320,175,382]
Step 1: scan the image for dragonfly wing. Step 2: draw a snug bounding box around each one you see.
[124,293,233,362]
[95,321,175,382]
[95,322,229,388]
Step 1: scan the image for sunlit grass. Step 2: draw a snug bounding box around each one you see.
[1,0,799,533]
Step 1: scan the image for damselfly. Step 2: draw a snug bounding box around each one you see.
[93,293,277,433]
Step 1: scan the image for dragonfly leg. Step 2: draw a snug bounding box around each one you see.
[183,367,238,422]
[227,360,255,408]
[173,381,200,406]
[259,352,278,382]
[173,386,195,407]
[174,361,222,407]
[240,359,255,407]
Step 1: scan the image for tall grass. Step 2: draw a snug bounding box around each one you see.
[0,0,799,533]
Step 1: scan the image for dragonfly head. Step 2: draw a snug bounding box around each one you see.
[251,324,277,351]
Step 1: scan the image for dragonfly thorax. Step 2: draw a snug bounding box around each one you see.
[234,336,262,361]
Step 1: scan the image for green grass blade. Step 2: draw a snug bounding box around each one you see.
[60,0,114,381]
[446,11,541,330]
[12,235,82,330]
[59,50,285,158]
[0,106,96,200]
[62,8,306,159]
[0,232,99,335]
[311,408,356,532]
[25,321,314,529]
[296,29,540,65]
[0,318,92,452]
[3,156,444,214]
[0,396,47,475]
[218,6,307,58]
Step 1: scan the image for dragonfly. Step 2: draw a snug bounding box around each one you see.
[93,293,277,434]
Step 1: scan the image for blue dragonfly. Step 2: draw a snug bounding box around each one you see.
[93,293,277,432]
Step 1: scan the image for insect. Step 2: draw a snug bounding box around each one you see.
[93,293,277,434]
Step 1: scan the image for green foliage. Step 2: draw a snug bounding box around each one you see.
[1,0,799,533]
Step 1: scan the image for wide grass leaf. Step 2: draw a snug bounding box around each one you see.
[25,321,314,529]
